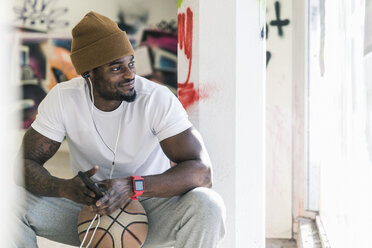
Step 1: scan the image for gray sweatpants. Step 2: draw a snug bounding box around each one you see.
[14,187,226,248]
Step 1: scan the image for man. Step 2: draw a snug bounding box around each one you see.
[16,11,226,248]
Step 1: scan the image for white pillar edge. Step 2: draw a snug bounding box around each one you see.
[236,0,266,247]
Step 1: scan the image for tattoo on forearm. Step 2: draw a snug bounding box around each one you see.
[23,128,61,165]
[22,128,62,196]
[24,159,60,196]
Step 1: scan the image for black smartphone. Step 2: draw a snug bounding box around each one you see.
[78,171,104,200]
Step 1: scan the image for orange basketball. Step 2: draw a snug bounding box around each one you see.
[77,199,148,248]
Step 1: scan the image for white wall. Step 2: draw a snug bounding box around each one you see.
[292,0,315,237]
[308,0,372,247]
[266,0,293,238]
[0,0,18,246]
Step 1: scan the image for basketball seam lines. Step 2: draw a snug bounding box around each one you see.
[78,227,114,248]
[94,208,125,247]
[122,209,147,215]
[79,200,148,247]
[121,224,143,246]
[106,215,148,246]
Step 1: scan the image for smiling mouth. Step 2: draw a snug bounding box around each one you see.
[119,80,135,90]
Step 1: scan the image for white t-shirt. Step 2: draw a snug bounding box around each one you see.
[31,75,192,181]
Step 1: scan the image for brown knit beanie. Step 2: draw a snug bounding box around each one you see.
[70,11,134,75]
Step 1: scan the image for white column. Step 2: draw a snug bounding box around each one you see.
[266,0,293,238]
[234,0,266,246]
[0,0,18,246]
[178,0,266,247]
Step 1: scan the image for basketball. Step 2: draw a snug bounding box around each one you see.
[77,199,148,248]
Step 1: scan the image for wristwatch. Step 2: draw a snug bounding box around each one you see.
[130,176,145,200]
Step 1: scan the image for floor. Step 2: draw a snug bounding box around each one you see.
[39,238,298,248]
[39,150,299,248]
[266,239,298,248]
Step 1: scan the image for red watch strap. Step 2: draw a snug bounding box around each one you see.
[130,176,145,200]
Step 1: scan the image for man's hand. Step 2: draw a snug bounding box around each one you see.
[61,166,99,206]
[91,177,133,215]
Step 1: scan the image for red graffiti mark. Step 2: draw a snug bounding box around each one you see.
[178,82,199,110]
[178,7,193,84]
[178,7,200,110]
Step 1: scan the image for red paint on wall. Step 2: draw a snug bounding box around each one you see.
[178,8,193,84]
[178,7,201,110]
[178,82,199,110]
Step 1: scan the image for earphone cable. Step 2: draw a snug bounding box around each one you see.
[79,214,101,248]
[80,77,124,247]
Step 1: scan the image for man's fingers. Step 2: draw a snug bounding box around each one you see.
[95,204,118,216]
[91,196,128,215]
[90,202,109,215]
[83,188,96,199]
[84,165,99,177]
[96,193,110,207]
[94,196,120,214]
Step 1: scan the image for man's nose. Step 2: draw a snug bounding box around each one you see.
[122,67,135,80]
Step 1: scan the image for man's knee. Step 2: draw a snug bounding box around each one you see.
[13,212,38,248]
[182,187,226,225]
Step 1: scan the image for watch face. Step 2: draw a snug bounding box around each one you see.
[134,180,144,191]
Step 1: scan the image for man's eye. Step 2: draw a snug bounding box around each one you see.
[129,61,135,67]
[112,66,120,71]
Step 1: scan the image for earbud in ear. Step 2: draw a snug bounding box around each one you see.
[83,72,90,78]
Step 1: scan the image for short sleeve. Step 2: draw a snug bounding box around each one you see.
[31,85,66,142]
[147,86,192,141]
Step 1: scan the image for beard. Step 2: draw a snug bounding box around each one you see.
[99,88,137,102]
[120,89,136,102]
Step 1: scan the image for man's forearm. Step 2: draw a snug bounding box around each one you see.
[24,159,65,197]
[142,160,212,198]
